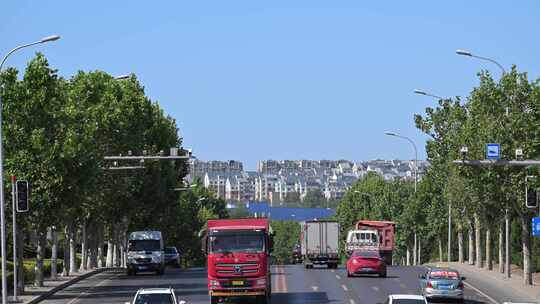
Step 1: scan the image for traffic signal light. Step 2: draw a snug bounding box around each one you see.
[16,180,30,213]
[526,186,538,209]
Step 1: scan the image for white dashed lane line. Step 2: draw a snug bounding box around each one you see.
[336,274,341,280]
[341,284,349,291]
[349,299,356,304]
[371,286,380,292]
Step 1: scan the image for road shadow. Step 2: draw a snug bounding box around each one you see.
[271,292,338,304]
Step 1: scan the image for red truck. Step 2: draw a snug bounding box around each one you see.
[355,220,396,265]
[203,218,272,304]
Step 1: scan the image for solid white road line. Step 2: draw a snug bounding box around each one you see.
[463,281,499,304]
[66,273,119,304]
[341,284,349,291]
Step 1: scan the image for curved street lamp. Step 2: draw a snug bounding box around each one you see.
[383,132,418,193]
[0,35,61,304]
[455,49,506,74]
[413,89,444,100]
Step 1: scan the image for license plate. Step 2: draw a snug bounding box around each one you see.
[439,285,450,290]
[232,281,244,286]
[138,266,147,270]
[440,290,448,294]
[361,267,373,271]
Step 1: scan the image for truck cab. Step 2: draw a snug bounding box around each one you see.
[345,229,379,255]
[203,218,272,304]
[127,231,165,275]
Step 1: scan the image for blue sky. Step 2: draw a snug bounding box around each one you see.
[1,1,539,169]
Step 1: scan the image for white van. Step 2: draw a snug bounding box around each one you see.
[127,231,165,275]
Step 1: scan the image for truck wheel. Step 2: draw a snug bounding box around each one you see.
[209,295,219,304]
[255,294,268,304]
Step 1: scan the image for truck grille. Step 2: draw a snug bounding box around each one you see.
[136,258,152,263]
[216,262,259,274]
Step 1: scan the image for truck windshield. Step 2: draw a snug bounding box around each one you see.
[209,231,265,253]
[128,240,161,251]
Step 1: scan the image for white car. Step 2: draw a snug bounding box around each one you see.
[384,294,428,304]
[127,288,186,304]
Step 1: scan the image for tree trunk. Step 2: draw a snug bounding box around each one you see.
[458,222,464,263]
[406,246,410,266]
[80,222,87,272]
[97,225,104,268]
[498,222,504,273]
[62,225,70,276]
[413,233,417,266]
[474,214,482,268]
[486,227,492,270]
[438,237,443,262]
[106,236,113,268]
[418,238,422,265]
[468,219,474,265]
[521,213,532,285]
[69,224,77,274]
[34,230,46,287]
[50,227,58,280]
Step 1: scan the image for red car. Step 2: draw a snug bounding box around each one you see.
[346,250,387,277]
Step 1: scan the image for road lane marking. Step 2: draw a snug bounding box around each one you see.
[66,273,119,304]
[311,286,319,291]
[331,269,335,273]
[336,274,341,279]
[371,286,379,292]
[463,281,499,304]
[341,284,349,291]
[349,299,356,304]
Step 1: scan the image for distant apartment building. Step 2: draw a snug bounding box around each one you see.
[196,158,429,203]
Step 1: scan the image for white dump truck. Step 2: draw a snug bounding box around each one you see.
[127,231,165,275]
[345,229,379,255]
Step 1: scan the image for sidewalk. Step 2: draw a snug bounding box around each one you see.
[9,267,122,304]
[428,261,540,303]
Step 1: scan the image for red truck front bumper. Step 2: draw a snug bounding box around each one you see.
[208,276,268,296]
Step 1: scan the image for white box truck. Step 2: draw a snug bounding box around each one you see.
[127,231,165,275]
[300,220,339,269]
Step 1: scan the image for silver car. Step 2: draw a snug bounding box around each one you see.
[420,267,465,302]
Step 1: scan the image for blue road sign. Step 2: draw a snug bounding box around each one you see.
[532,217,540,237]
[486,143,500,160]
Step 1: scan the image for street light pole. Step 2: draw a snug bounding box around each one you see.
[384,132,418,193]
[413,90,452,262]
[455,49,511,277]
[0,35,60,304]
[384,131,418,265]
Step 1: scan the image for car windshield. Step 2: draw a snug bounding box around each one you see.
[135,294,173,304]
[353,250,380,258]
[393,299,426,304]
[429,270,459,279]
[209,230,265,253]
[128,240,161,252]
[164,247,177,254]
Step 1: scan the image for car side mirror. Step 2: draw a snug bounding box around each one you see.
[461,276,466,280]
[201,235,208,254]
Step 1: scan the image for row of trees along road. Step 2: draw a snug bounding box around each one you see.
[0,54,228,291]
[336,66,540,285]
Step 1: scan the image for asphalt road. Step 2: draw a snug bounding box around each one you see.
[38,265,497,304]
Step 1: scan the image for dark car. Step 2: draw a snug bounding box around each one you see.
[346,249,386,277]
[420,267,465,302]
[291,244,302,264]
[164,246,181,267]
